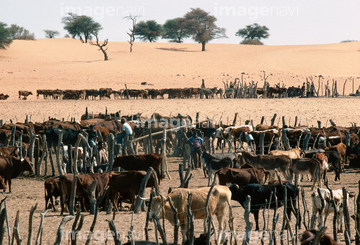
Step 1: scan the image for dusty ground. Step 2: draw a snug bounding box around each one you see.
[0,39,360,244]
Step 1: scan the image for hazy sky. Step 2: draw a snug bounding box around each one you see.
[1,0,359,45]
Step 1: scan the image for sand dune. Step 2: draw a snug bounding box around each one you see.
[1,39,359,99]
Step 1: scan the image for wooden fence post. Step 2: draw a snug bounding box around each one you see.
[108,133,115,172]
[56,131,64,176]
[259,132,265,155]
[356,180,360,245]
[162,127,167,179]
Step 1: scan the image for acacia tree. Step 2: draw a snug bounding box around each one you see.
[135,20,162,42]
[236,23,269,45]
[43,29,59,38]
[0,22,12,49]
[8,24,35,40]
[181,8,227,51]
[62,13,102,43]
[162,18,190,43]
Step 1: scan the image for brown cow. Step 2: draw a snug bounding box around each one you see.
[106,170,156,211]
[0,146,19,157]
[324,143,346,171]
[18,90,33,100]
[0,94,9,100]
[113,153,163,182]
[238,151,292,181]
[44,178,61,211]
[291,158,322,190]
[0,156,34,192]
[59,172,110,215]
[217,167,268,186]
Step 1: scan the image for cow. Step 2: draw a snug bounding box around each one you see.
[0,94,9,100]
[222,125,253,152]
[300,230,338,245]
[59,172,110,215]
[148,185,231,243]
[45,128,84,152]
[217,167,268,187]
[201,151,233,186]
[0,156,34,192]
[106,170,156,211]
[113,153,163,183]
[249,129,281,154]
[311,188,355,233]
[0,146,19,157]
[18,90,33,100]
[230,183,300,230]
[44,178,61,211]
[324,143,346,172]
[269,148,304,159]
[238,151,292,181]
[291,158,322,190]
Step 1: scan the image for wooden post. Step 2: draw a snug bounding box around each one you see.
[89,180,97,215]
[281,129,291,150]
[12,210,22,245]
[326,182,337,241]
[27,203,38,245]
[56,130,64,176]
[162,127,167,179]
[259,132,265,155]
[125,84,130,99]
[0,208,6,245]
[168,196,179,245]
[35,210,48,245]
[54,216,74,245]
[282,116,286,128]
[28,129,36,166]
[149,126,153,153]
[242,195,253,245]
[9,125,16,147]
[67,144,73,174]
[186,194,194,245]
[343,187,351,238]
[19,130,23,160]
[356,180,360,245]
[108,133,115,172]
[133,167,160,213]
[270,114,277,126]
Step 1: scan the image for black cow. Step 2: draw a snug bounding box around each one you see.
[45,128,83,151]
[230,183,300,230]
[202,151,233,186]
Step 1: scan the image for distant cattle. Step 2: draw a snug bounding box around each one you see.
[0,93,9,100]
[44,178,61,211]
[148,185,231,243]
[0,156,34,192]
[113,153,163,182]
[18,90,33,100]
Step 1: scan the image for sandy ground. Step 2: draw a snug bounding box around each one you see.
[0,39,360,244]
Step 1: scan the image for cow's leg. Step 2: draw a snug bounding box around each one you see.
[50,195,56,211]
[180,224,187,243]
[253,211,260,230]
[60,193,66,215]
[8,179,11,193]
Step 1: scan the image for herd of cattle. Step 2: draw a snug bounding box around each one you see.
[0,113,359,244]
[1,85,303,100]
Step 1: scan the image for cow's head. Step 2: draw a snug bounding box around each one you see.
[21,157,34,173]
[148,195,167,221]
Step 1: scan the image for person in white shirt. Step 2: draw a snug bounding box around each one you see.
[116,118,133,144]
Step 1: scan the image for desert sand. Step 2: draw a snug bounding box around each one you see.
[0,39,360,244]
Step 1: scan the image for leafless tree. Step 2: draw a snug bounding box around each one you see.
[124,15,139,53]
[90,34,108,61]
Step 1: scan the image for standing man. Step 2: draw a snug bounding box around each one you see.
[116,118,133,144]
[187,131,204,169]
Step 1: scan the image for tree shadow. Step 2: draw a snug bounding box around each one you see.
[156,47,199,52]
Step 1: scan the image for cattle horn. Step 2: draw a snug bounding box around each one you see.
[140,197,151,202]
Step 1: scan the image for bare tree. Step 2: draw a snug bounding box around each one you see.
[43,29,59,38]
[124,15,139,53]
[90,34,109,61]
